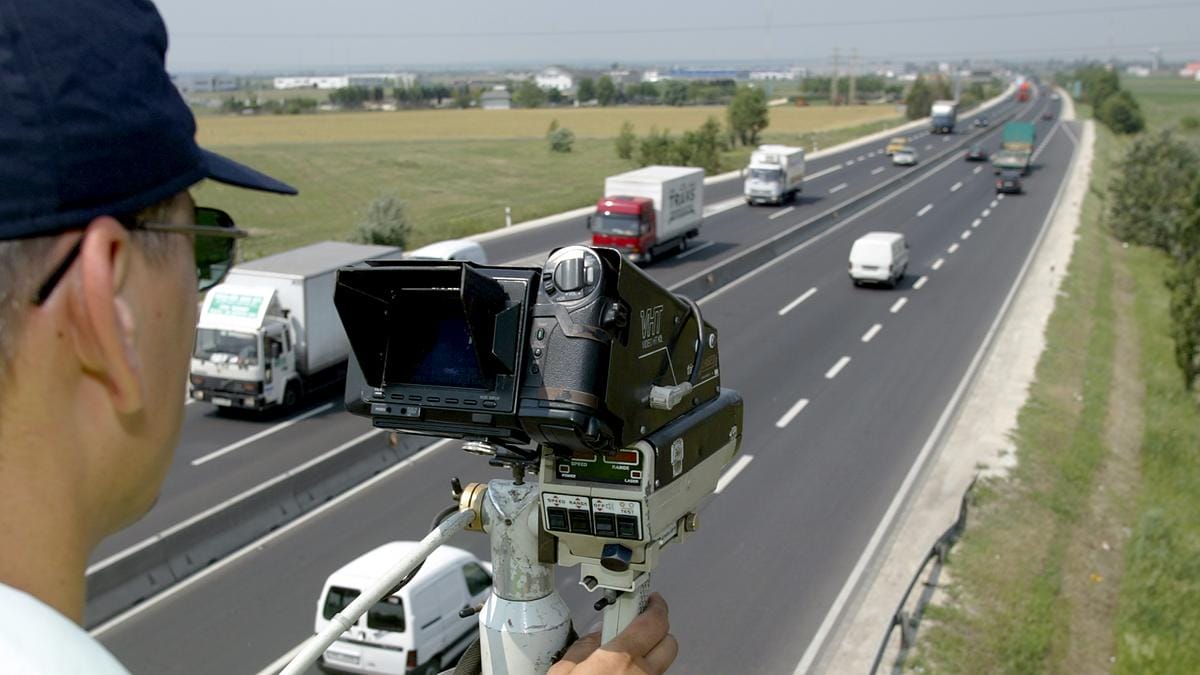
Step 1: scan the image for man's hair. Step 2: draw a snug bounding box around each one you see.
[0,197,181,382]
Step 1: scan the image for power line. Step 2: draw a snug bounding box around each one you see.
[176,2,1200,41]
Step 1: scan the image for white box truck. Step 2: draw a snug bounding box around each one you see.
[588,166,704,264]
[190,241,401,411]
[930,100,958,134]
[743,145,805,205]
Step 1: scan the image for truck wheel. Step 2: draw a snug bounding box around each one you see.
[283,382,300,408]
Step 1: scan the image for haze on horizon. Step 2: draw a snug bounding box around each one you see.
[156,0,1200,73]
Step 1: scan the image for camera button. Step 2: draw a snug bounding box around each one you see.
[545,508,569,532]
[482,400,497,409]
[593,513,617,537]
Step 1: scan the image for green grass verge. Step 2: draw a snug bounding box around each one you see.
[197,114,903,260]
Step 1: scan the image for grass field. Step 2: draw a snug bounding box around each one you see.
[913,78,1200,673]
[194,105,901,258]
[197,104,897,145]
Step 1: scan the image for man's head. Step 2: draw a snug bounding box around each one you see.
[0,0,295,549]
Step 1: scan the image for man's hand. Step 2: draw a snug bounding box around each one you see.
[548,593,678,675]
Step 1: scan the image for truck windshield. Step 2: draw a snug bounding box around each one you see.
[591,213,641,236]
[194,328,259,365]
[748,168,782,182]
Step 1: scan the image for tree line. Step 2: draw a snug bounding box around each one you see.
[1068,65,1145,134]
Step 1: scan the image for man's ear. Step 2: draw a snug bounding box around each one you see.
[67,216,144,415]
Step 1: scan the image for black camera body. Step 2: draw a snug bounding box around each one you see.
[335,246,721,454]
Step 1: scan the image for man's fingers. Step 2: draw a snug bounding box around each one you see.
[550,631,602,671]
[641,633,679,675]
[604,593,671,657]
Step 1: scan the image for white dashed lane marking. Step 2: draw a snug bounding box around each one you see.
[917,203,933,217]
[948,243,960,254]
[778,287,818,316]
[932,258,945,270]
[871,166,885,175]
[913,276,928,290]
[951,181,962,192]
[768,206,795,220]
[890,298,908,314]
[861,323,882,342]
[829,183,849,194]
[775,398,810,428]
[825,356,851,379]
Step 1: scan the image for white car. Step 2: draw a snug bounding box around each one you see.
[891,146,918,166]
[849,232,909,288]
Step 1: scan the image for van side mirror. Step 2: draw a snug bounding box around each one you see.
[586,215,593,230]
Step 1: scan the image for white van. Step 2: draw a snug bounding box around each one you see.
[406,239,488,264]
[315,543,492,675]
[849,232,909,288]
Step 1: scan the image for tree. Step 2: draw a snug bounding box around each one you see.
[1168,253,1200,389]
[636,127,673,166]
[615,121,636,160]
[671,117,725,173]
[352,194,412,248]
[547,88,565,105]
[905,76,934,120]
[1099,90,1145,134]
[1107,131,1199,253]
[727,86,769,146]
[596,75,617,106]
[576,77,596,102]
[452,84,474,109]
[512,79,547,108]
[663,81,689,106]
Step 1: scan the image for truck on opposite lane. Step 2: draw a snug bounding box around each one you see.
[190,241,402,411]
[743,144,805,205]
[930,100,958,134]
[588,166,704,264]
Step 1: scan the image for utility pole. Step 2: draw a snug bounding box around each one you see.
[831,47,840,106]
[848,48,857,106]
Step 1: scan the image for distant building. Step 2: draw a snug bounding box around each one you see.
[750,70,796,81]
[273,73,417,90]
[1178,62,1200,78]
[535,67,573,91]
[1125,66,1152,78]
[642,69,663,83]
[481,88,512,111]
[664,68,741,80]
[173,74,238,93]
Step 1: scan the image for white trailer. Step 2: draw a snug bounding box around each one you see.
[743,145,805,205]
[190,241,401,411]
[590,166,705,263]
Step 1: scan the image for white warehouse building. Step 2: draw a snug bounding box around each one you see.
[274,72,418,90]
[535,66,573,91]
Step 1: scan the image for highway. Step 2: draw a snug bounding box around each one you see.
[89,93,1023,569]
[94,89,1075,674]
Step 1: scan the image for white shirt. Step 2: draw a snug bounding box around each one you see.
[0,582,130,674]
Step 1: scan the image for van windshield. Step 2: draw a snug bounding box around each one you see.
[194,328,259,365]
[323,586,361,621]
[367,596,406,632]
[748,168,782,182]
[592,213,641,236]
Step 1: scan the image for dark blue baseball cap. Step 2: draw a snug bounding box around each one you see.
[0,0,297,241]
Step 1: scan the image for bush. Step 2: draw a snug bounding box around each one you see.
[727,86,768,146]
[1107,131,1199,253]
[1180,116,1200,132]
[615,121,636,160]
[547,126,575,153]
[1168,255,1200,389]
[352,194,412,248]
[1099,90,1145,134]
[636,127,673,166]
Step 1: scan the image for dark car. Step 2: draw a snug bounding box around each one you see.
[996,170,1022,194]
[1042,111,1054,121]
[973,116,989,128]
[965,145,988,161]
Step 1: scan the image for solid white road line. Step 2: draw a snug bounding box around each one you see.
[973,166,983,174]
[889,298,907,314]
[778,287,818,316]
[961,230,972,240]
[769,206,795,220]
[917,203,933,217]
[775,398,810,429]
[950,181,962,192]
[807,163,844,180]
[871,166,885,175]
[948,243,960,254]
[972,218,982,228]
[255,643,305,675]
[982,208,991,217]
[92,434,451,637]
[829,182,849,194]
[861,323,883,343]
[672,240,715,260]
[932,258,945,270]
[191,402,335,467]
[913,276,928,290]
[715,454,755,494]
[825,356,851,380]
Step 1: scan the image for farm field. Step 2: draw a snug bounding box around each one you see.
[193,104,901,258]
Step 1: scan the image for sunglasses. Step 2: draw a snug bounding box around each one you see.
[32,206,246,306]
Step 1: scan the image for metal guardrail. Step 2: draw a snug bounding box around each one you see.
[869,477,978,675]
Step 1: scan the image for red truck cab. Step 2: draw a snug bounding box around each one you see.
[589,196,656,262]
[1015,81,1032,102]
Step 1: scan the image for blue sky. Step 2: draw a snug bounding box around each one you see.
[155,0,1200,72]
